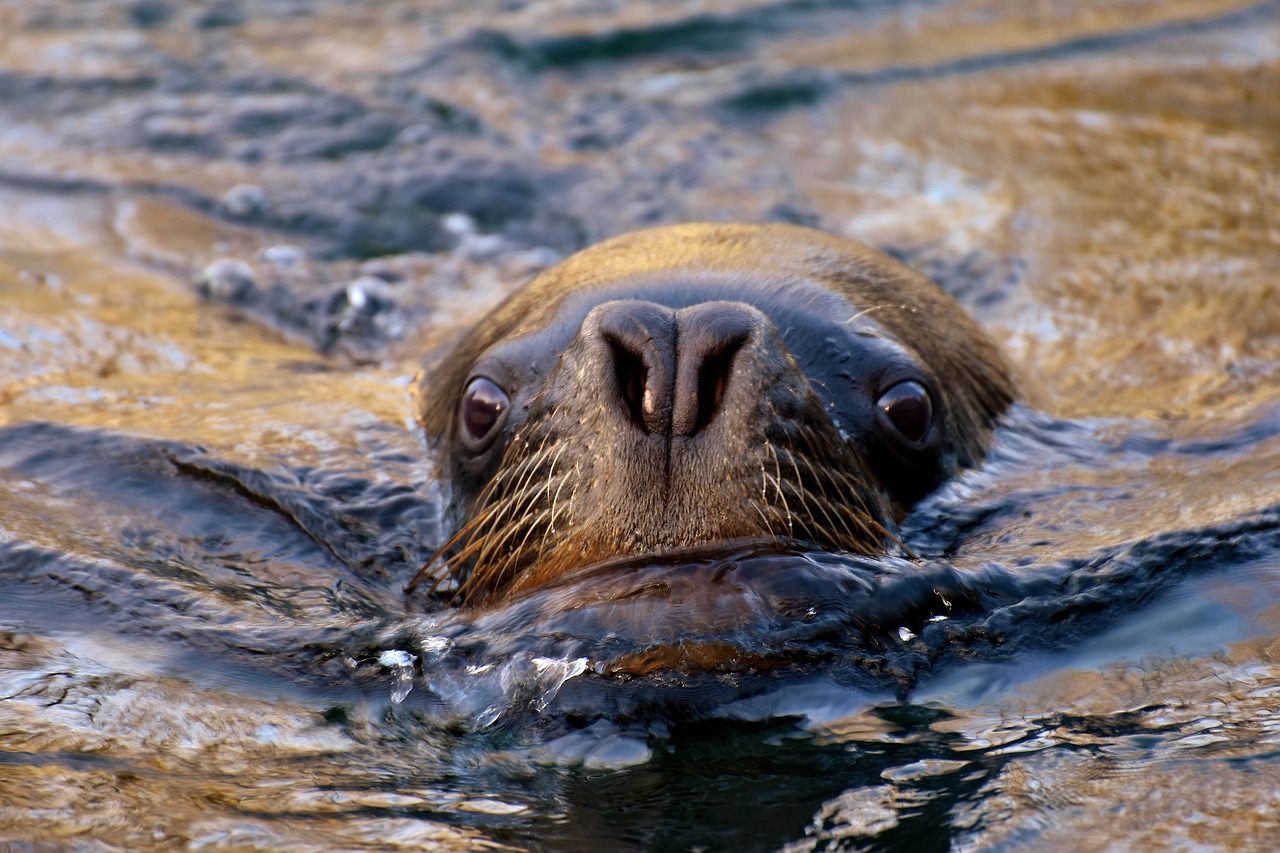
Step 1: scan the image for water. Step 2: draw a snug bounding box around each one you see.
[2,0,1279,849]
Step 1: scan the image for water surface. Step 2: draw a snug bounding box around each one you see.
[2,1,1279,850]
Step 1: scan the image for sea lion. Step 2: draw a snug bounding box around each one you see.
[413,223,1016,605]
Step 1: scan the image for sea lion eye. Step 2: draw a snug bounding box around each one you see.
[460,376,509,450]
[877,380,933,444]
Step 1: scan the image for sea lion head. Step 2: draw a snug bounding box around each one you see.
[415,223,1015,605]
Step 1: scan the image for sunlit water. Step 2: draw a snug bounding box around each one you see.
[2,1,1279,850]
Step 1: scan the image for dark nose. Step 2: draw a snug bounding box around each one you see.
[597,301,753,437]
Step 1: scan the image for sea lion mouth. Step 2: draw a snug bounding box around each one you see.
[410,537,825,604]
[410,485,900,607]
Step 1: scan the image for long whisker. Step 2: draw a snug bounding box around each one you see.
[781,449,857,549]
[419,391,911,608]
[767,441,793,541]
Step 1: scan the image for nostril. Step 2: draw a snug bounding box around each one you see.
[690,334,746,435]
[609,339,648,430]
[596,301,677,435]
[672,305,754,437]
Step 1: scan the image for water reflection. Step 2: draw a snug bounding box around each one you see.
[2,0,1280,850]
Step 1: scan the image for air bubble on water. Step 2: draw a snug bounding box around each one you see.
[474,704,503,729]
[897,627,917,642]
[422,648,593,728]
[419,636,452,657]
[346,281,368,309]
[378,649,418,704]
[390,677,414,704]
[532,656,587,677]
[261,244,306,271]
[379,649,413,667]
[530,656,589,712]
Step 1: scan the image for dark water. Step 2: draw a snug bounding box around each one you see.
[2,1,1280,850]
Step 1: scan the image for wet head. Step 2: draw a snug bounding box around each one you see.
[413,223,1016,606]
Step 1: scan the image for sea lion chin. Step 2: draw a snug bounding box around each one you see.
[413,223,1016,606]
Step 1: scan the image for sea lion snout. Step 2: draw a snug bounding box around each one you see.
[586,300,767,439]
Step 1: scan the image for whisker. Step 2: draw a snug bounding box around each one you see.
[767,441,793,541]
[783,452,857,548]
[423,389,914,608]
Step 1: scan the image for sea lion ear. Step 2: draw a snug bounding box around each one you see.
[458,376,510,452]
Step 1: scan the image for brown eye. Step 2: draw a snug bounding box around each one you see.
[877,380,933,444]
[460,377,509,450]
